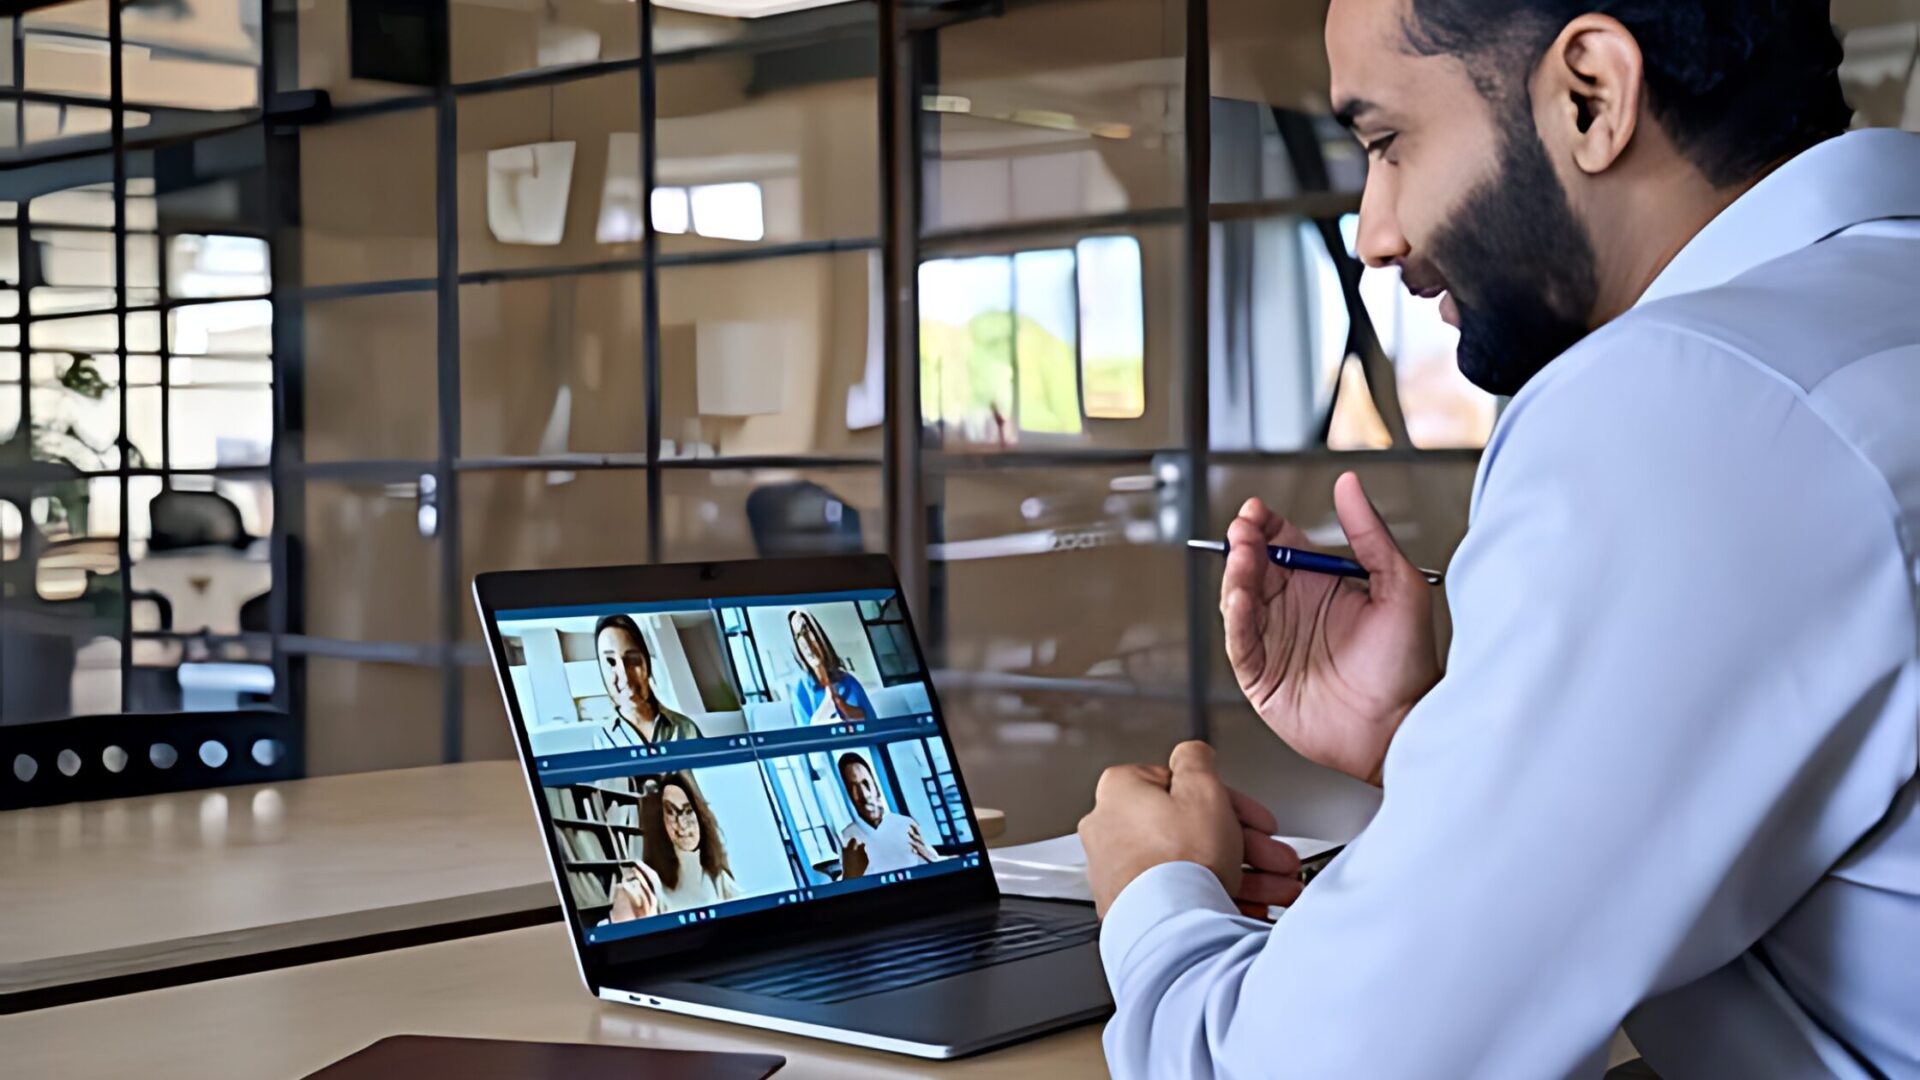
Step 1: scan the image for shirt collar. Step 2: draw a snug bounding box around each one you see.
[1635,128,1920,309]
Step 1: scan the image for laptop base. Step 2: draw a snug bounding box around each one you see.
[604,897,1113,1059]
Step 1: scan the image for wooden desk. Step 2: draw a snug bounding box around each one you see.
[3,922,1109,1079]
[1,762,554,1008]
[2,760,1013,1010]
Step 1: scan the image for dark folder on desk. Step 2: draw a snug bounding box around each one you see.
[304,1036,783,1079]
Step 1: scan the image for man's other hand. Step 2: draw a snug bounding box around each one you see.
[1080,742,1246,917]
[1221,473,1441,785]
[841,837,869,879]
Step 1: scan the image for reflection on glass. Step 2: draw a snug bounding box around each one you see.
[596,134,646,243]
[302,480,442,643]
[1011,249,1080,435]
[29,351,121,470]
[30,230,150,289]
[23,0,111,99]
[1075,236,1145,419]
[0,499,21,562]
[920,238,1148,445]
[1326,355,1392,451]
[168,236,272,299]
[686,183,764,242]
[298,110,438,286]
[1209,101,1364,203]
[458,73,641,274]
[285,0,433,105]
[1209,216,1348,452]
[654,36,876,254]
[459,470,648,636]
[5,474,123,722]
[460,272,646,457]
[0,103,152,156]
[933,477,1188,679]
[1838,17,1920,131]
[120,0,262,110]
[170,300,272,356]
[304,292,438,462]
[646,185,688,238]
[304,659,444,775]
[29,182,158,229]
[131,484,271,637]
[1343,215,1495,449]
[920,0,1184,231]
[927,465,1192,834]
[451,0,637,85]
[657,251,881,459]
[919,256,1013,445]
[168,356,273,469]
[30,287,150,317]
[486,142,577,246]
[659,468,881,563]
[71,636,123,716]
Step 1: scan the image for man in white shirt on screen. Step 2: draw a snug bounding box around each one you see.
[1077,0,1920,1077]
[836,752,937,879]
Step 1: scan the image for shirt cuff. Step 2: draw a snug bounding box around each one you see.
[1098,861,1240,984]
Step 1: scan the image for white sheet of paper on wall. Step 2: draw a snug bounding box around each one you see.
[696,320,792,417]
[486,141,576,246]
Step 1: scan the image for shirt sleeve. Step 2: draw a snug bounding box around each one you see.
[1099,326,1917,1079]
[843,674,880,721]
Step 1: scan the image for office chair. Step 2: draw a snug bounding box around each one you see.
[745,481,865,558]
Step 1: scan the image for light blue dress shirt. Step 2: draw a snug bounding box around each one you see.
[1100,129,1920,1079]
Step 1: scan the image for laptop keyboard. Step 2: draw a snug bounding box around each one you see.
[698,912,1100,1004]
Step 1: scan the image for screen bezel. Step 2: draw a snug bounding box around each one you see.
[474,554,999,989]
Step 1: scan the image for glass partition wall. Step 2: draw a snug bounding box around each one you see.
[5,0,1915,832]
[2,0,287,802]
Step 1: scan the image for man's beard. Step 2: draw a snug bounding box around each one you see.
[1428,104,1600,397]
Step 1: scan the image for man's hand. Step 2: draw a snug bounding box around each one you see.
[840,837,869,879]
[1225,786,1303,920]
[906,821,937,863]
[1222,473,1441,786]
[1080,743,1248,917]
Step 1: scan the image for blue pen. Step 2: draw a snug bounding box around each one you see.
[1187,539,1446,587]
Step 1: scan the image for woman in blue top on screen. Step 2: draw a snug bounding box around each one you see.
[592,614,703,750]
[786,609,877,726]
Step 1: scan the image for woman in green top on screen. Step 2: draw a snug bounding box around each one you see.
[592,614,703,749]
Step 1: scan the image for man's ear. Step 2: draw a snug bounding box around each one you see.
[1535,13,1643,175]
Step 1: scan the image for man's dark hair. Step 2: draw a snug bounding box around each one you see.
[1403,1,1853,187]
[837,752,875,790]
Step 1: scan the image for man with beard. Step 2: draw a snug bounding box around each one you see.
[1078,1,1919,1077]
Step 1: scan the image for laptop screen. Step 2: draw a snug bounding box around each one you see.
[493,586,986,948]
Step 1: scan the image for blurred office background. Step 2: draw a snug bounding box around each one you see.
[2,0,1915,839]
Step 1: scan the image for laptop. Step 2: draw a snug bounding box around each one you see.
[473,554,1112,1059]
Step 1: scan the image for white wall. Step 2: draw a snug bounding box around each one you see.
[883,739,942,838]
